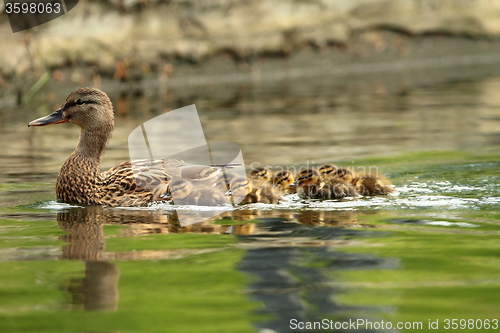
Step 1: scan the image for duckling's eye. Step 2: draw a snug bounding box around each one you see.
[76,99,85,105]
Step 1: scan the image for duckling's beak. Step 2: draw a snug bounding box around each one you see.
[28,107,68,127]
[290,180,298,187]
[225,190,232,196]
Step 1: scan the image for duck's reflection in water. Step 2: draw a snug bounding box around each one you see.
[55,205,368,314]
[58,206,120,312]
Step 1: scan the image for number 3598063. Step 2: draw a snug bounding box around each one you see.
[5,2,61,14]
[444,319,498,330]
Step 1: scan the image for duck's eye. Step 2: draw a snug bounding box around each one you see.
[76,99,85,105]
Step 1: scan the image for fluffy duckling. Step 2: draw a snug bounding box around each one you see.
[318,164,339,180]
[323,178,358,198]
[352,173,395,196]
[228,177,257,204]
[255,183,283,204]
[296,168,357,199]
[272,170,297,194]
[168,179,227,206]
[336,167,356,183]
[318,164,356,183]
[249,167,271,185]
[213,171,241,192]
[228,177,282,204]
[295,169,327,199]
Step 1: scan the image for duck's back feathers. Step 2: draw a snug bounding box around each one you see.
[101,159,172,206]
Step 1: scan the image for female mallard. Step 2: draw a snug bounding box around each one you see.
[28,87,180,207]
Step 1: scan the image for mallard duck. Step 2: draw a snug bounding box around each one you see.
[272,170,297,194]
[168,179,227,206]
[28,87,224,207]
[28,88,172,206]
[295,168,357,199]
[352,173,395,196]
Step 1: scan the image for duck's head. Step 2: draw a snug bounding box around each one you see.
[273,170,295,188]
[169,179,193,200]
[318,164,339,179]
[228,177,252,197]
[295,168,321,186]
[249,167,271,183]
[28,87,114,131]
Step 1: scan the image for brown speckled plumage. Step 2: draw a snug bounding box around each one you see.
[29,88,171,207]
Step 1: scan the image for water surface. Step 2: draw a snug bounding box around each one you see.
[0,72,499,332]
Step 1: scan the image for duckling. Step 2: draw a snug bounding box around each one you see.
[318,164,356,183]
[336,167,356,183]
[323,178,358,198]
[272,170,297,194]
[296,168,357,199]
[228,177,256,204]
[192,187,228,206]
[318,164,339,181]
[214,171,240,192]
[295,169,329,199]
[352,173,395,196]
[254,183,283,204]
[169,179,227,206]
[249,166,271,185]
[228,176,282,204]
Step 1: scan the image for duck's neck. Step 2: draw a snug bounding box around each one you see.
[60,125,114,179]
[73,126,113,165]
[56,125,113,204]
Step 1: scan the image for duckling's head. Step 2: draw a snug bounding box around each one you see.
[229,177,252,197]
[214,172,239,191]
[296,168,321,186]
[169,179,193,200]
[273,170,295,188]
[318,164,339,179]
[336,167,356,182]
[29,88,114,131]
[249,167,271,183]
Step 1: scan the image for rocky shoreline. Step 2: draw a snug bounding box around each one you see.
[1,0,500,101]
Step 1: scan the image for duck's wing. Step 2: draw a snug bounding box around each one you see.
[101,159,172,206]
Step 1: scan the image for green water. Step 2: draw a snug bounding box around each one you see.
[2,71,500,332]
[0,150,499,333]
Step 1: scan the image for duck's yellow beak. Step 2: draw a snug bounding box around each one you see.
[28,107,68,127]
